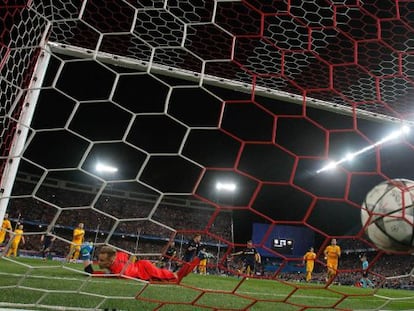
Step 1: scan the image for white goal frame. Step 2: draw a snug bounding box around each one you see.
[0,26,52,224]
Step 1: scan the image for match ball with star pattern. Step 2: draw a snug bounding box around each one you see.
[361,179,414,252]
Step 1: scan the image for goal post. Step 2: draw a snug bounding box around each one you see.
[0,4,52,223]
[0,46,51,224]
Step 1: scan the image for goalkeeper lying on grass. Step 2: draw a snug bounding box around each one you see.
[83,245,202,283]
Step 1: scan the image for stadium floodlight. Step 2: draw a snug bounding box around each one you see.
[318,161,337,173]
[401,125,410,134]
[345,153,355,161]
[317,125,411,174]
[215,181,237,192]
[95,162,118,173]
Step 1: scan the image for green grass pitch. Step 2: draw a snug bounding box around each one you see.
[1,257,414,310]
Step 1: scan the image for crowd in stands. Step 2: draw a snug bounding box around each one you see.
[12,182,233,241]
[2,176,414,290]
[2,177,232,264]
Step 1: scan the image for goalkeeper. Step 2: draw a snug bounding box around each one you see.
[83,245,201,283]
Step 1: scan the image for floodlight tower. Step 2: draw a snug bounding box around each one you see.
[92,161,118,255]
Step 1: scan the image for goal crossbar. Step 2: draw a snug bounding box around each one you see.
[47,42,410,126]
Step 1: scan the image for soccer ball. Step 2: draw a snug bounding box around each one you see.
[361,178,414,252]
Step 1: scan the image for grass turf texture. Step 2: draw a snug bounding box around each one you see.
[0,258,414,310]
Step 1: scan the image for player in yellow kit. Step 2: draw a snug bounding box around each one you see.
[198,247,207,275]
[198,247,215,275]
[67,222,85,262]
[324,238,341,283]
[0,213,12,244]
[6,224,25,257]
[303,247,317,282]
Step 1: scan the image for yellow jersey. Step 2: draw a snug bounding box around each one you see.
[324,245,341,261]
[72,228,85,244]
[1,219,12,232]
[11,229,24,245]
[0,219,12,242]
[304,251,316,262]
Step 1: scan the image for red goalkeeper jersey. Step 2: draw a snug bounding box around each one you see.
[107,252,177,281]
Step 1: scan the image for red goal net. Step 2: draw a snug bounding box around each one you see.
[1,1,414,310]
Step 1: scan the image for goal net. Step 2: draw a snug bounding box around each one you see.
[1,1,414,310]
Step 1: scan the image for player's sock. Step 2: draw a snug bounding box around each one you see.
[84,264,94,274]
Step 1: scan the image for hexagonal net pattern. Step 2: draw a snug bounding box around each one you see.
[2,1,414,310]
